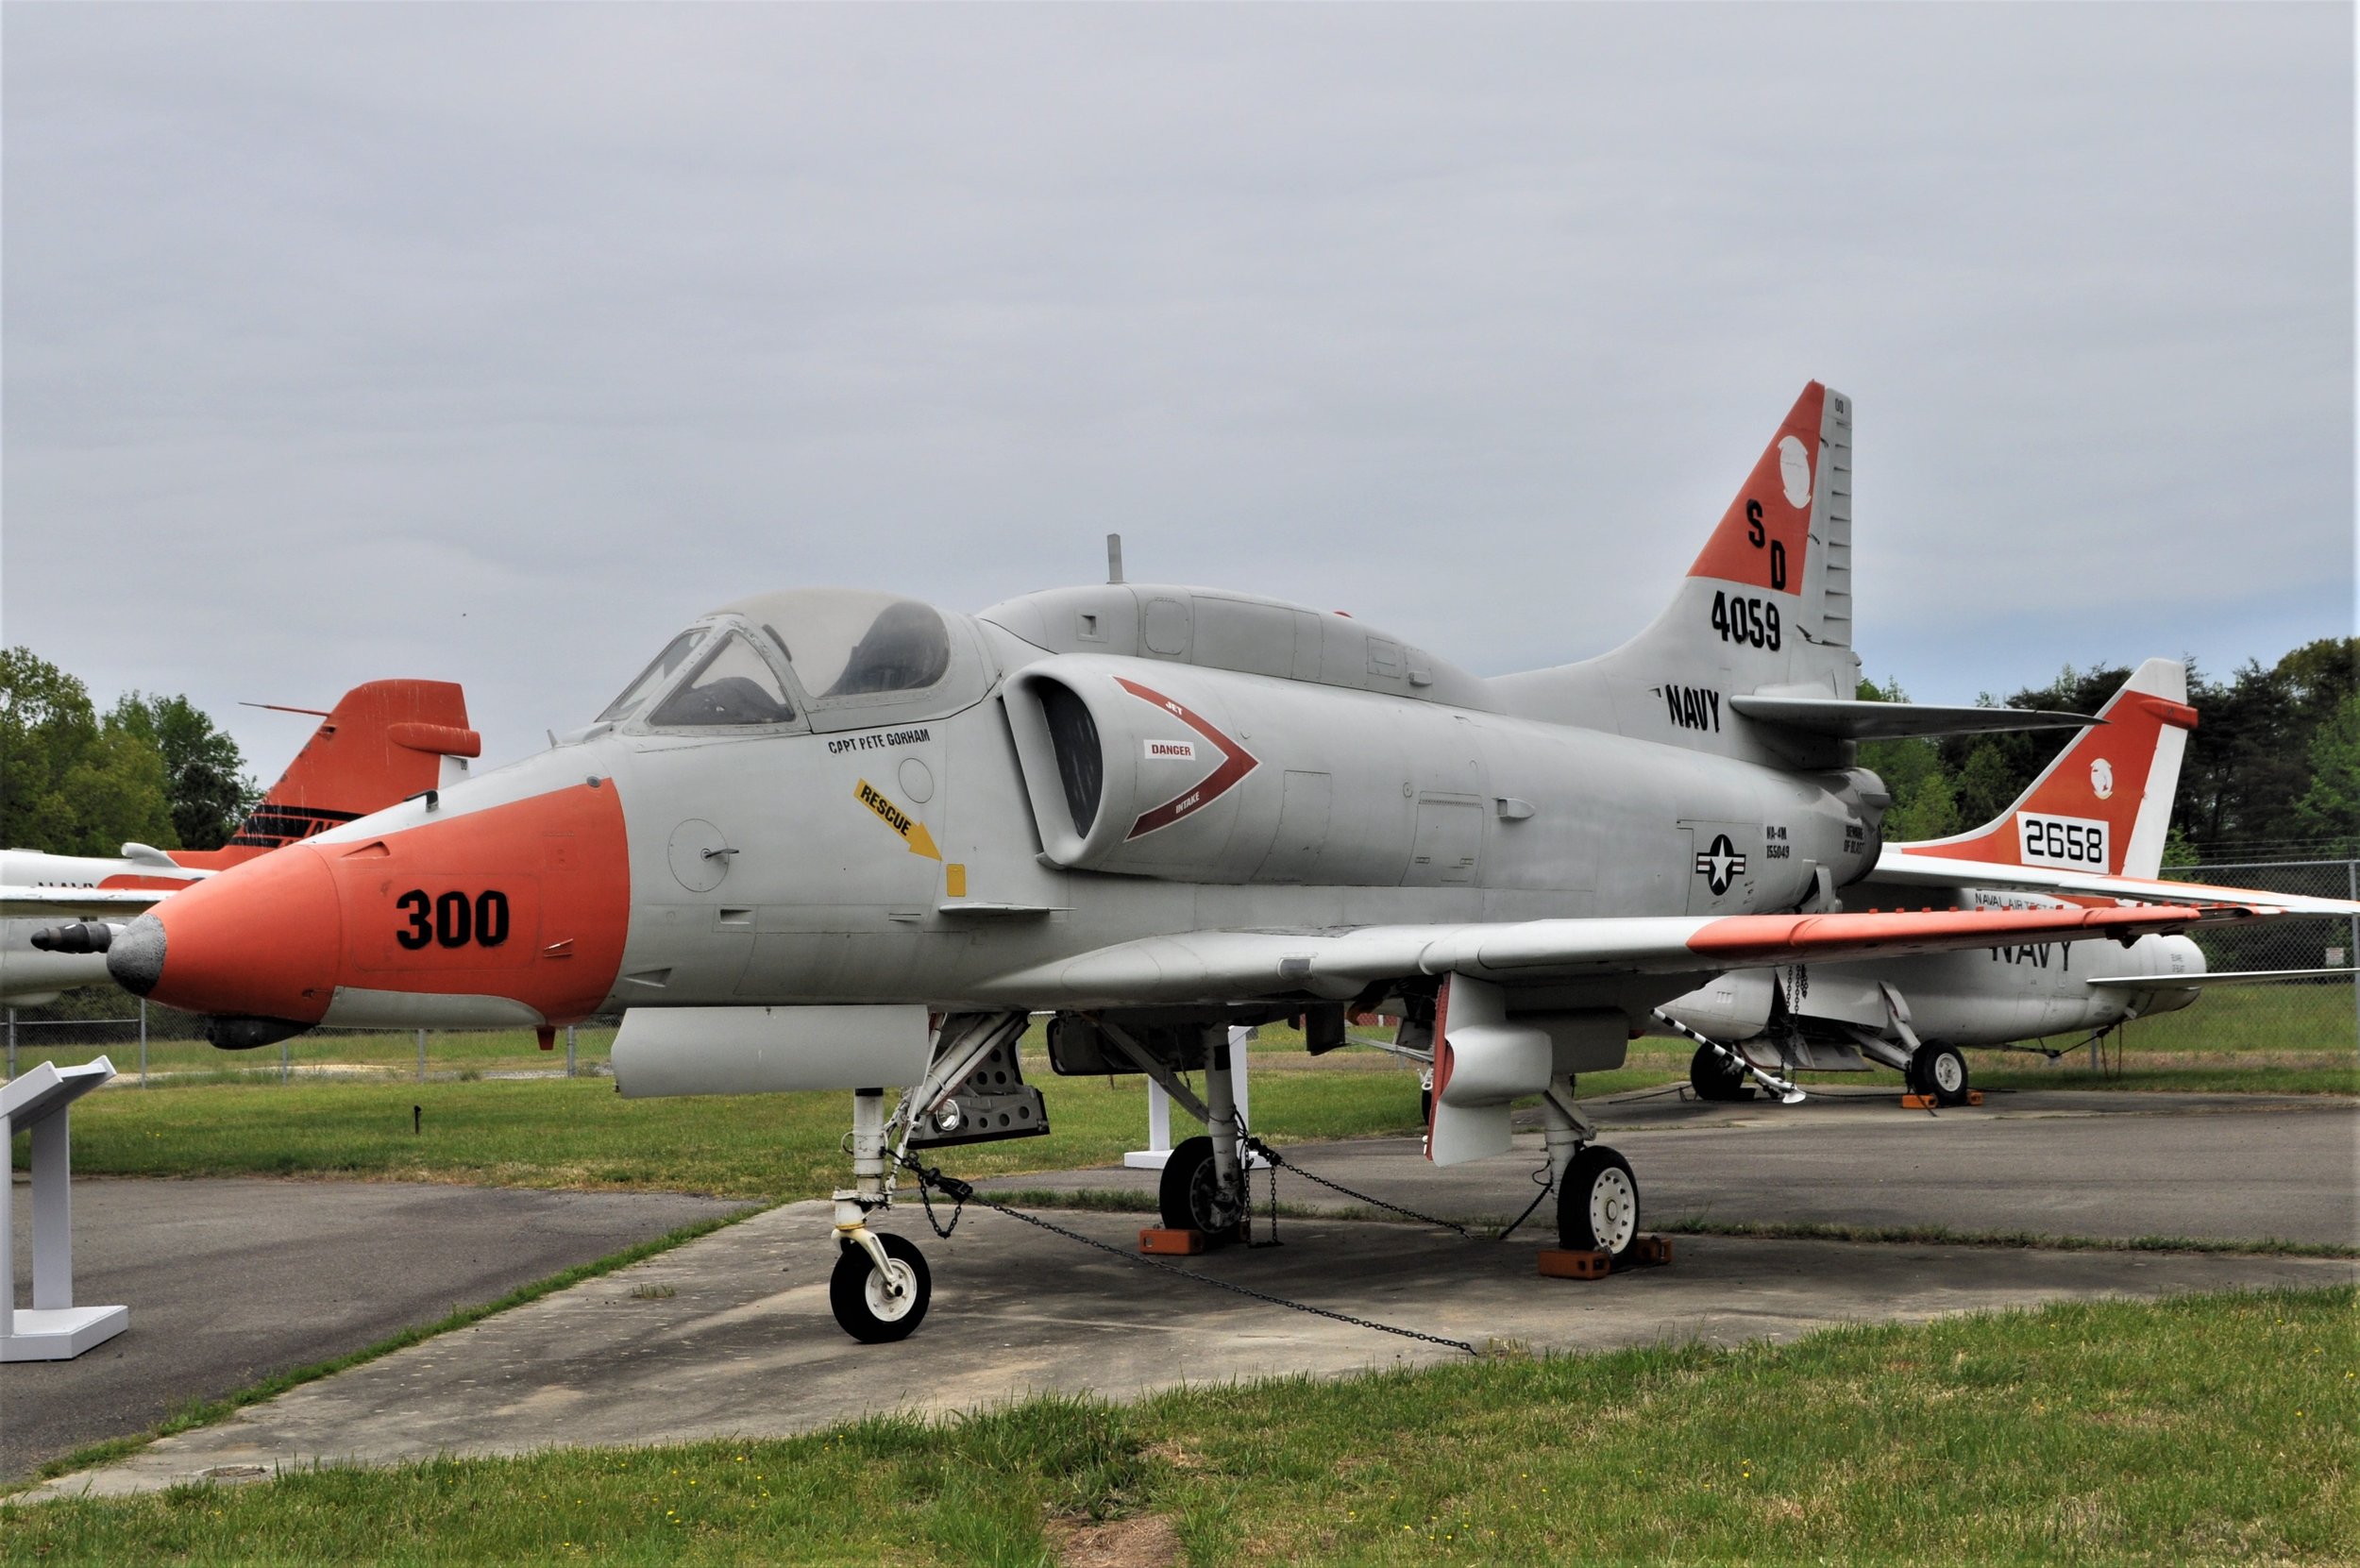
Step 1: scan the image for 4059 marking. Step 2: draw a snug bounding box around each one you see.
[1709,590,1781,651]
[395,888,512,951]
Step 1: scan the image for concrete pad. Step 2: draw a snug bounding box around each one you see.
[1003,1092,2360,1246]
[2,1177,747,1480]
[22,1194,2353,1502]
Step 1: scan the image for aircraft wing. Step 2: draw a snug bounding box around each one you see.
[1869,849,2360,917]
[0,886,177,919]
[2084,967,2359,989]
[975,902,2238,1006]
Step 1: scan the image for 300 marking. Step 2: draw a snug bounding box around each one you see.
[1709,590,1782,650]
[395,888,512,951]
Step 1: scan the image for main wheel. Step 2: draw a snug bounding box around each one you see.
[1557,1145,1641,1259]
[1909,1043,1971,1107]
[830,1233,931,1343]
[1688,1042,1754,1102]
[1158,1135,1245,1239]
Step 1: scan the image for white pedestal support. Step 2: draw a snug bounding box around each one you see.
[3,1057,129,1361]
[1123,1026,1269,1171]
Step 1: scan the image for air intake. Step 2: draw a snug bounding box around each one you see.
[1036,681,1104,835]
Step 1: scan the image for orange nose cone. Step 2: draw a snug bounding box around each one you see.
[115,844,341,1024]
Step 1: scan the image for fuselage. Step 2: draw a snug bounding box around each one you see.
[110,585,1888,1037]
[1661,885,2203,1063]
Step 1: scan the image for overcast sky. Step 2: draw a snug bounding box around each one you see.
[5,4,2352,781]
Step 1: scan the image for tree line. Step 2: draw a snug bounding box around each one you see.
[1861,637,2360,862]
[2,648,255,858]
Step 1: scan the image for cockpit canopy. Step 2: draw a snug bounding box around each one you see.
[595,588,994,734]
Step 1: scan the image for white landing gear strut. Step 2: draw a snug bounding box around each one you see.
[1541,1074,1643,1261]
[830,1087,931,1342]
[1095,1020,1252,1240]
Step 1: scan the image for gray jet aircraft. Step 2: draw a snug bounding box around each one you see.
[77,383,2337,1341]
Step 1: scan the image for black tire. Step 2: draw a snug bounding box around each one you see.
[1157,1135,1245,1239]
[1420,1087,1433,1123]
[1688,1043,1754,1102]
[829,1233,931,1343]
[1909,1044,1971,1107]
[1557,1145,1642,1259]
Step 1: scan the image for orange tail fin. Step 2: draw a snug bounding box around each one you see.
[184,682,479,867]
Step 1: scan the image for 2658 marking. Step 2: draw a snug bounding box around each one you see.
[1709,590,1782,650]
[396,889,512,951]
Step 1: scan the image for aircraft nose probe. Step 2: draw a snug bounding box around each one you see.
[28,921,118,954]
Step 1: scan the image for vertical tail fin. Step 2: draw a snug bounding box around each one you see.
[217,681,480,855]
[1903,659,2197,879]
[1491,382,1863,755]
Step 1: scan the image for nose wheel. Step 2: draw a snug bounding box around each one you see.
[1557,1145,1641,1259]
[830,1233,932,1343]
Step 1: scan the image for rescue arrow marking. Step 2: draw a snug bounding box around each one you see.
[1114,677,1260,841]
[854,779,942,861]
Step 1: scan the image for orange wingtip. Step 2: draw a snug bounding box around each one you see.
[1688,903,2207,963]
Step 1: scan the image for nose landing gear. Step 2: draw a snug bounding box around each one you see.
[825,1011,1040,1343]
[830,1232,931,1342]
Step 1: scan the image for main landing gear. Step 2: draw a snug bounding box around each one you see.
[1539,1075,1642,1261]
[1687,1041,1755,1102]
[1154,1028,1252,1239]
[1908,1042,1973,1107]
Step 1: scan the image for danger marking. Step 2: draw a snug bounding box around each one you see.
[1112,677,1259,840]
[854,779,941,861]
[1144,739,1197,761]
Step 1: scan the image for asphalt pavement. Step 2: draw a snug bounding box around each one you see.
[3,1178,747,1479]
[999,1087,2360,1246]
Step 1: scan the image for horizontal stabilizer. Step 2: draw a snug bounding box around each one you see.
[1868,850,2360,918]
[2084,967,2359,989]
[1728,697,2097,741]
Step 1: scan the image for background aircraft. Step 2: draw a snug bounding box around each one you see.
[84,384,2318,1342]
[1,681,478,1004]
[1662,657,2209,1104]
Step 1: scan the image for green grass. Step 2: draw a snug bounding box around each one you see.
[8,1024,622,1085]
[5,1286,2352,1564]
[11,1054,1433,1200]
[2107,976,2356,1054]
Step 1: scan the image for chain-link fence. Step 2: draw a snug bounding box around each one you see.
[3,1007,617,1087]
[2139,857,2360,1056]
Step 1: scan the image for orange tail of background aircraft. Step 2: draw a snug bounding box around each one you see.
[1898,657,2197,882]
[175,680,481,868]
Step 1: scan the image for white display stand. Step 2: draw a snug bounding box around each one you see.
[3,1057,129,1361]
[1123,1026,1269,1171]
